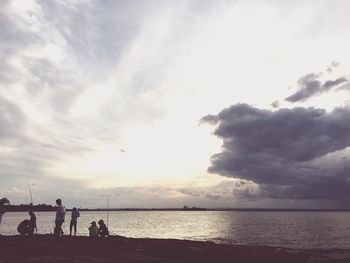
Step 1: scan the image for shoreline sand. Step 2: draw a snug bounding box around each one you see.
[1,235,350,262]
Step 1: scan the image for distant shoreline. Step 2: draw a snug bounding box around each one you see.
[5,205,350,212]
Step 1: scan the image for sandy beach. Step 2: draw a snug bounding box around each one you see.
[1,235,350,263]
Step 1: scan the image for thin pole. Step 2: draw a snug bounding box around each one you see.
[28,181,33,205]
[107,193,110,228]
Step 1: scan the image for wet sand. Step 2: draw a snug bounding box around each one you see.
[0,235,349,263]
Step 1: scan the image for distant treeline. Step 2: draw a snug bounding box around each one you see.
[5,204,56,212]
[80,206,207,212]
[5,204,350,212]
[4,204,207,212]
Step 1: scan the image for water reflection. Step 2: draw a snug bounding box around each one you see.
[1,211,350,249]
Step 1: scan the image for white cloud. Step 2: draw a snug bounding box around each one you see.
[1,0,350,207]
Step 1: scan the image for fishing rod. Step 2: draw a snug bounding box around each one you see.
[27,180,33,205]
[27,180,38,233]
[107,193,110,228]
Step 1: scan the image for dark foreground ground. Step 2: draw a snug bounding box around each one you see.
[1,235,350,263]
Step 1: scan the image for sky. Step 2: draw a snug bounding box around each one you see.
[1,0,350,209]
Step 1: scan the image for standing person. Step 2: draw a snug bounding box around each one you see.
[28,210,37,235]
[54,199,66,236]
[69,207,80,236]
[0,206,4,225]
[0,198,10,230]
[98,219,109,237]
[88,221,99,237]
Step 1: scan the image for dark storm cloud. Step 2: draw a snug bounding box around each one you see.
[271,101,280,108]
[285,73,321,103]
[337,82,350,92]
[202,103,350,201]
[177,180,259,201]
[285,73,349,103]
[323,77,348,89]
[199,114,219,125]
[326,61,340,73]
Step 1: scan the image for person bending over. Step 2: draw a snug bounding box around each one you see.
[17,220,30,236]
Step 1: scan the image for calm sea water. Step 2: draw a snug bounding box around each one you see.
[1,211,350,249]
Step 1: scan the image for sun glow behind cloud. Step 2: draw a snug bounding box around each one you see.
[1,0,350,207]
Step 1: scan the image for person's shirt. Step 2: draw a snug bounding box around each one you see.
[88,225,99,237]
[71,210,80,221]
[56,204,66,221]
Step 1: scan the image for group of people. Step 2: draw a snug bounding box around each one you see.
[0,197,109,237]
[54,198,109,237]
[88,220,109,237]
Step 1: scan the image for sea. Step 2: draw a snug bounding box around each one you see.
[1,211,350,249]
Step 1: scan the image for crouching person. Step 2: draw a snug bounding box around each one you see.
[98,219,109,237]
[17,211,37,236]
[89,221,99,237]
[17,220,30,236]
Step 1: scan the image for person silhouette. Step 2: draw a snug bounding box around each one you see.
[17,219,30,236]
[54,199,66,236]
[17,211,37,236]
[70,207,80,236]
[29,210,37,235]
[0,198,10,230]
[98,219,109,237]
[88,221,99,237]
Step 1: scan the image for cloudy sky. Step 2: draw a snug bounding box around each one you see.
[1,0,350,208]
